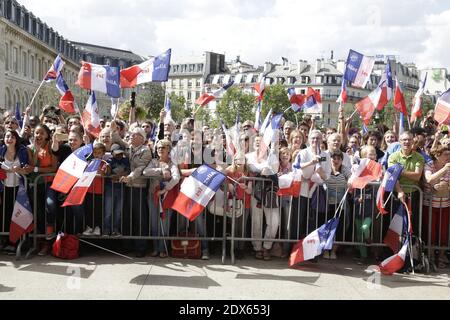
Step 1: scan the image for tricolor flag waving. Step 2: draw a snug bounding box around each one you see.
[171,165,226,221]
[410,72,428,123]
[301,87,322,114]
[254,101,262,131]
[433,88,450,125]
[120,49,171,88]
[343,49,375,89]
[44,54,65,82]
[289,218,340,266]
[287,88,305,112]
[336,79,348,104]
[9,180,34,243]
[348,158,382,189]
[355,84,384,125]
[82,91,101,138]
[277,171,302,197]
[62,159,101,207]
[393,77,408,116]
[77,62,120,98]
[221,119,236,158]
[376,164,403,215]
[253,75,266,101]
[375,61,393,111]
[383,203,408,253]
[379,239,409,275]
[195,81,234,108]
[56,73,77,113]
[51,144,93,194]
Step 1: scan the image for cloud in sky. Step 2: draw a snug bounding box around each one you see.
[17,0,450,69]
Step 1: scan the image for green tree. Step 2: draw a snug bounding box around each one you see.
[118,101,147,121]
[136,83,165,119]
[216,87,256,127]
[40,85,60,108]
[168,93,191,123]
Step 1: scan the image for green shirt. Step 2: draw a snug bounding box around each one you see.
[388,150,424,193]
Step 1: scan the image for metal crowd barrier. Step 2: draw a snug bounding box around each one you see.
[227,176,427,265]
[28,173,229,263]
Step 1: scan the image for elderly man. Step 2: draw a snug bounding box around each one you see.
[283,121,295,142]
[388,131,425,237]
[326,133,352,168]
[120,127,153,257]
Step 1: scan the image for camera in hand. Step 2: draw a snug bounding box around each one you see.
[319,157,327,162]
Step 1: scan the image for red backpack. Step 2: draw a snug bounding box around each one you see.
[52,232,79,259]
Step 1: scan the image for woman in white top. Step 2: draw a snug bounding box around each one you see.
[0,130,32,251]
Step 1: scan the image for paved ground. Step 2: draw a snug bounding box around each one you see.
[0,246,449,300]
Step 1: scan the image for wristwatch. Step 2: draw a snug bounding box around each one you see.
[34,166,39,173]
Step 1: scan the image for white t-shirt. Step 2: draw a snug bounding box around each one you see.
[3,158,20,187]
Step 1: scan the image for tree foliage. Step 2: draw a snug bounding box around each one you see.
[118,101,147,121]
[215,87,256,127]
[135,83,166,119]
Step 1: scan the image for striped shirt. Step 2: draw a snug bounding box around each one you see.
[325,165,351,204]
[423,162,450,208]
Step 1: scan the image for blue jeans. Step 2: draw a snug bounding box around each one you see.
[149,197,172,253]
[45,184,58,224]
[68,204,85,234]
[103,182,123,234]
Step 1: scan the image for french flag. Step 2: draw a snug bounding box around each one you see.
[433,88,450,124]
[76,61,120,98]
[51,144,93,194]
[82,92,101,138]
[383,204,407,253]
[343,49,375,89]
[56,73,77,113]
[411,72,428,123]
[376,164,403,215]
[164,96,172,122]
[253,76,266,101]
[259,108,272,135]
[289,218,340,266]
[44,54,64,82]
[171,165,226,221]
[379,239,409,275]
[336,79,348,104]
[15,102,23,129]
[261,112,283,155]
[277,171,302,197]
[9,180,34,243]
[393,77,408,116]
[376,61,393,111]
[221,119,236,157]
[355,85,384,125]
[62,159,101,207]
[195,81,234,108]
[254,101,262,131]
[348,158,382,189]
[120,49,171,88]
[301,87,322,114]
[287,87,305,112]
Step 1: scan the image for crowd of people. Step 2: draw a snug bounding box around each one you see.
[0,103,448,270]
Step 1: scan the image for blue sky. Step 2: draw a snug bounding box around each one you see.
[18,0,450,69]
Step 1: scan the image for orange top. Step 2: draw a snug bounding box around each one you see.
[34,143,54,183]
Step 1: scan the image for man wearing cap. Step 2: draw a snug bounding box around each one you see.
[119,127,153,257]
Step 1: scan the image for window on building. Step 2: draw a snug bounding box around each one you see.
[189,64,195,72]
[188,80,193,88]
[300,89,305,94]
[187,92,192,100]
[22,51,27,76]
[197,64,203,72]
[5,43,9,71]
[196,79,201,87]
[37,58,42,80]
[327,104,331,113]
[195,92,200,99]
[12,47,18,73]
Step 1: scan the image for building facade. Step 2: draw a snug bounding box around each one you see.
[0,0,81,115]
[0,0,146,119]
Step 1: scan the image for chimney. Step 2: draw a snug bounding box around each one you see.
[315,59,322,74]
[264,62,273,73]
[297,60,307,74]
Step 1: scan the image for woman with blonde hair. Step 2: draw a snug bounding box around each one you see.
[381,130,397,152]
[288,129,306,155]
